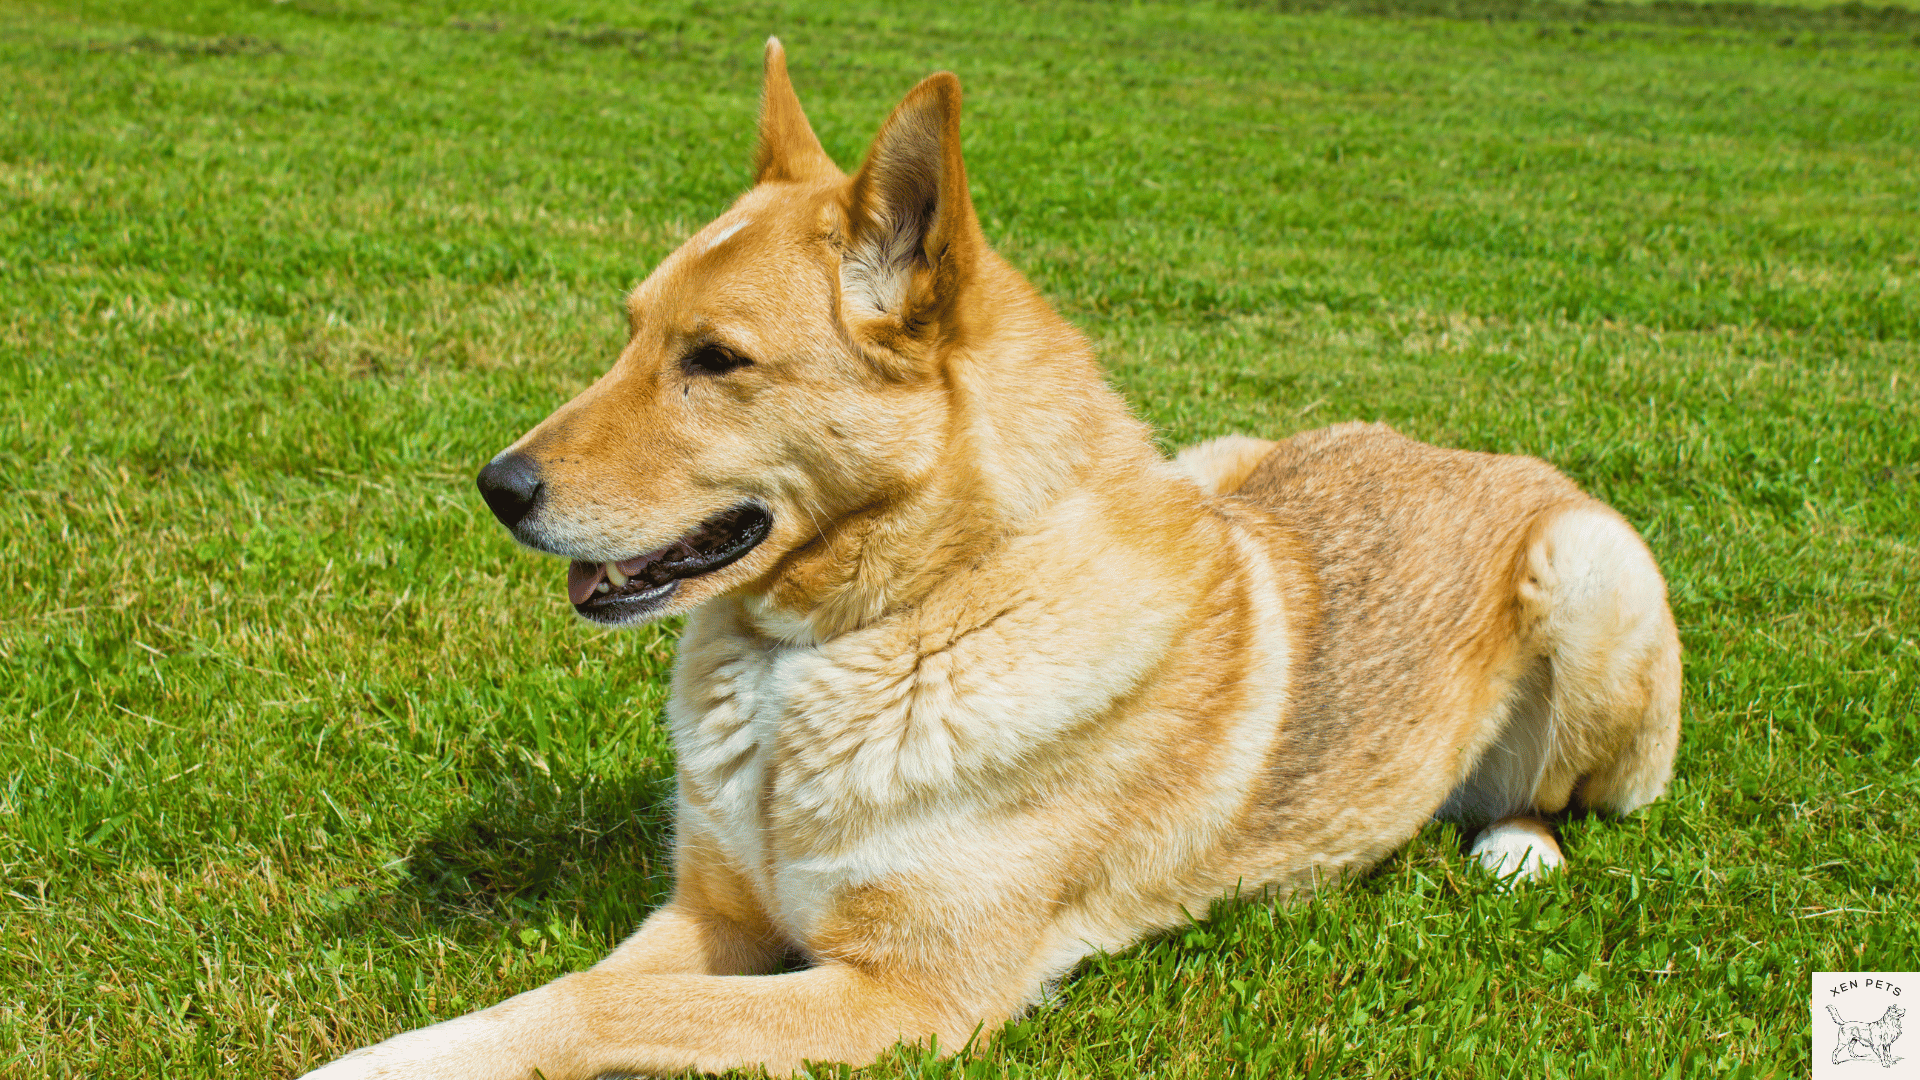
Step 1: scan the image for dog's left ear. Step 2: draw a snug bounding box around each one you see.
[840,71,983,362]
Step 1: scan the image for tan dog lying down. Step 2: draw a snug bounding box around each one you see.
[305,40,1681,1079]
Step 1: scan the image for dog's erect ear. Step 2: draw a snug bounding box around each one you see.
[841,71,982,349]
[755,38,837,185]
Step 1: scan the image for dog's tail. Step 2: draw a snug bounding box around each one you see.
[1828,1004,1847,1025]
[1172,435,1277,496]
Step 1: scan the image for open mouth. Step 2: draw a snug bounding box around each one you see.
[567,503,772,622]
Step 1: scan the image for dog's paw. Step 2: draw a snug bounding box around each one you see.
[1469,818,1564,885]
[297,1014,524,1080]
[298,1044,397,1080]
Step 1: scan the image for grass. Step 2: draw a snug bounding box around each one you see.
[1,0,1916,1076]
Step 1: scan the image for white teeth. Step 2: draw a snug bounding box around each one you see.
[605,563,628,588]
[595,581,610,594]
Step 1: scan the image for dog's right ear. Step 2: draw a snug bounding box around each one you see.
[839,71,983,371]
[754,38,837,185]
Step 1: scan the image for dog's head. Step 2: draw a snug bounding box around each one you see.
[476,41,1000,631]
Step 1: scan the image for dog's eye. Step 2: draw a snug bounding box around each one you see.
[683,344,752,376]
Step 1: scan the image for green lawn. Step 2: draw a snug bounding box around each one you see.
[2,0,1916,1076]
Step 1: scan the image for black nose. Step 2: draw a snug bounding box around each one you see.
[477,451,544,528]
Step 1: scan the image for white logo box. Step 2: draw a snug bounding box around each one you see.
[1813,971,1917,1078]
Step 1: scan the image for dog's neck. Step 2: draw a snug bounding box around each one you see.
[752,253,1161,643]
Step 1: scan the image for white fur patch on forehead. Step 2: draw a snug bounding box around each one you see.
[702,217,752,254]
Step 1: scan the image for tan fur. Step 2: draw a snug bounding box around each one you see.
[304,41,1682,1079]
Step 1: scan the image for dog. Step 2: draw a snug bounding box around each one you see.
[303,39,1682,1078]
[1829,1004,1906,1067]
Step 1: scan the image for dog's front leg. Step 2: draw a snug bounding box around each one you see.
[591,889,789,977]
[301,894,784,1080]
[301,958,969,1079]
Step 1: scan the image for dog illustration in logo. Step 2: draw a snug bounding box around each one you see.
[1828,1003,1905,1068]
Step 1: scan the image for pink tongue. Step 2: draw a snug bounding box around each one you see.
[567,560,604,605]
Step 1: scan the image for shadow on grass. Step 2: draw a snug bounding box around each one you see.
[326,762,679,944]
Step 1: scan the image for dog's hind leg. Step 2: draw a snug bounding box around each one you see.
[1174,436,1279,495]
[1440,657,1567,880]
[1518,502,1682,819]
[1444,501,1679,881]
